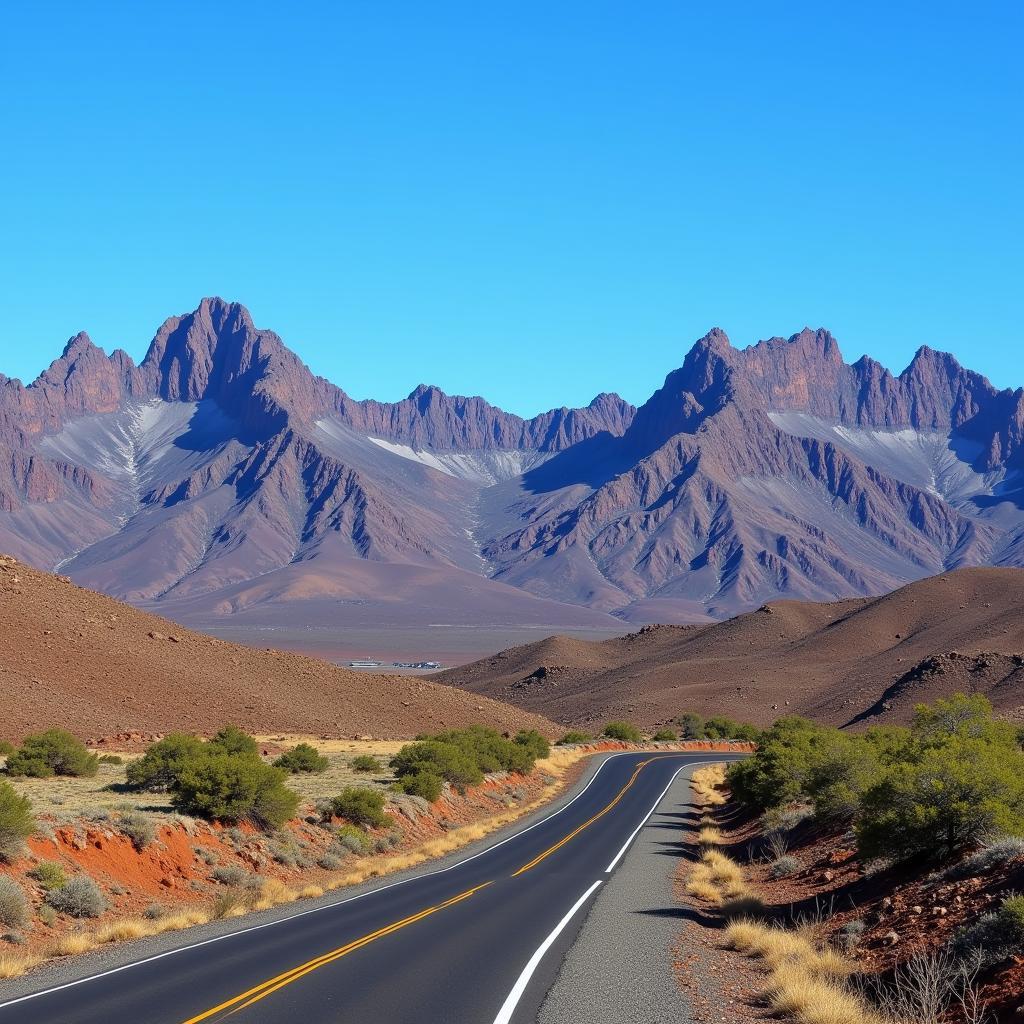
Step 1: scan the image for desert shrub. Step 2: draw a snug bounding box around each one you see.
[118,812,156,851]
[318,852,343,870]
[30,861,66,891]
[97,754,123,765]
[805,731,882,822]
[838,919,866,950]
[557,731,592,745]
[728,716,828,811]
[857,736,1024,862]
[397,770,443,802]
[350,754,382,773]
[702,716,760,741]
[953,892,1024,966]
[36,904,57,927]
[0,742,14,759]
[433,726,535,774]
[0,878,28,930]
[125,733,206,791]
[207,726,260,759]
[940,836,1024,880]
[211,864,249,886]
[211,887,248,919]
[652,729,677,742]
[769,855,802,878]
[390,740,483,792]
[0,782,35,862]
[5,729,98,778]
[335,824,368,854]
[171,754,299,830]
[273,743,329,775]
[603,722,641,742]
[514,730,550,760]
[143,903,165,921]
[45,876,107,918]
[913,692,1018,748]
[330,787,389,829]
[677,712,705,740]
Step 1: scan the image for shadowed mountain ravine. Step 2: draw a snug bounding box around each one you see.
[2,299,1023,659]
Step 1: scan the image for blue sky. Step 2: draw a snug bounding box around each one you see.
[1,2,1020,416]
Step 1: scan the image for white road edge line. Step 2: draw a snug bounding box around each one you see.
[604,764,689,873]
[0,751,708,1012]
[491,879,603,1024]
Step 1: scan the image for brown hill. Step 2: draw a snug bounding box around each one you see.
[0,554,558,742]
[438,568,1024,729]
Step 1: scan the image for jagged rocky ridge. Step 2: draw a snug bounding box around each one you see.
[1,299,1022,633]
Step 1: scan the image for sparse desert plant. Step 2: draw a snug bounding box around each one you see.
[142,903,165,921]
[117,812,156,851]
[556,731,592,745]
[0,782,35,862]
[211,887,249,919]
[45,875,107,918]
[171,754,299,830]
[4,729,98,778]
[770,855,802,878]
[318,852,343,870]
[838,919,866,950]
[211,864,249,886]
[330,787,389,829]
[0,878,29,930]
[30,860,66,891]
[349,754,382,773]
[396,770,443,802]
[36,904,57,927]
[125,733,206,791]
[603,721,641,742]
[274,743,330,774]
[940,836,1024,880]
[335,824,369,854]
[952,891,1024,967]
[653,728,677,742]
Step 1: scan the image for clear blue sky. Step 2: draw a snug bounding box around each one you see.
[1,2,1020,415]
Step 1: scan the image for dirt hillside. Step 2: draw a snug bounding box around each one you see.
[0,555,558,741]
[439,568,1024,729]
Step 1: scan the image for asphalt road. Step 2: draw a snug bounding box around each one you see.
[0,751,729,1024]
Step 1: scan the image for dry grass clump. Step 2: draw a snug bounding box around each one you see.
[252,877,297,911]
[691,763,728,807]
[0,949,42,978]
[697,825,723,847]
[50,932,97,956]
[94,918,149,944]
[154,909,210,934]
[687,851,748,904]
[724,918,877,1024]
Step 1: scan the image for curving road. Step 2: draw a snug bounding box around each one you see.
[0,751,733,1024]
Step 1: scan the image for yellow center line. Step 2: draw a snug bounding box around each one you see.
[181,882,491,1024]
[510,755,668,876]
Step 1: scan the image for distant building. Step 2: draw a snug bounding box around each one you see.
[348,659,383,668]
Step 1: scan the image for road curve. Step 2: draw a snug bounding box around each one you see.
[0,752,731,1024]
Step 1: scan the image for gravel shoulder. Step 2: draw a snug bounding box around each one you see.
[537,764,701,1024]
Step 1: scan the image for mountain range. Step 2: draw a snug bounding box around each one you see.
[2,298,1023,658]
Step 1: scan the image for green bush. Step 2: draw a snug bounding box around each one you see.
[171,753,299,830]
[727,716,827,811]
[0,741,15,758]
[330,787,389,829]
[557,731,592,745]
[45,875,107,918]
[97,754,123,765]
[653,728,677,742]
[603,722,641,742]
[5,729,98,778]
[397,770,443,801]
[208,726,260,759]
[677,713,705,740]
[0,877,28,929]
[30,861,67,891]
[335,824,368,854]
[514,730,550,760]
[856,736,1024,862]
[273,743,330,774]
[390,740,484,792]
[125,733,206,791]
[350,754,382,773]
[0,782,34,862]
[804,731,883,822]
[702,716,760,741]
[432,726,535,774]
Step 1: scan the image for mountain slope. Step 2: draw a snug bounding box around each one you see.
[438,567,1024,728]
[0,554,558,741]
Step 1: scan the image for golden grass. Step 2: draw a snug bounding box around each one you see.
[154,909,210,933]
[697,825,723,846]
[691,763,729,808]
[50,932,97,956]
[0,950,42,978]
[95,919,149,944]
[299,884,324,899]
[701,849,745,885]
[724,918,875,1024]
[686,876,725,904]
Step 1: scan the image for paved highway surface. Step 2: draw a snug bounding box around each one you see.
[0,751,731,1024]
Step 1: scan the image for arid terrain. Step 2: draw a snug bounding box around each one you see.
[0,554,557,742]
[440,567,1024,729]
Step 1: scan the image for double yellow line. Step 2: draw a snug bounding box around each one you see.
[182,883,490,1023]
[182,755,672,1022]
